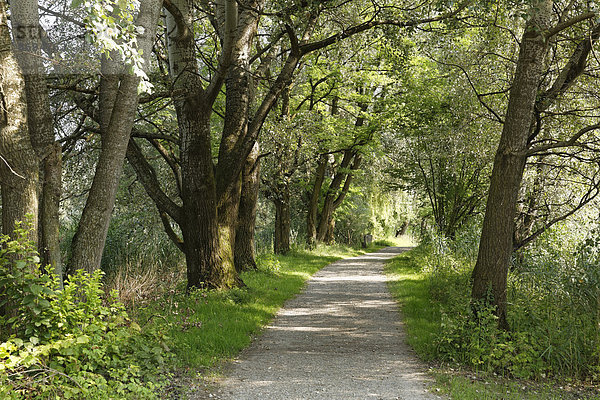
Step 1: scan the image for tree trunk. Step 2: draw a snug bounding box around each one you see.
[471,1,552,330]
[324,217,335,244]
[306,155,327,247]
[0,0,38,240]
[214,3,263,282]
[274,185,291,254]
[316,150,355,242]
[396,220,409,236]
[235,143,260,271]
[70,0,162,273]
[0,0,38,318]
[165,0,239,289]
[9,0,62,281]
[40,144,62,278]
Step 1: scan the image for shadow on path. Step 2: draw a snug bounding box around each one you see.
[211,247,442,400]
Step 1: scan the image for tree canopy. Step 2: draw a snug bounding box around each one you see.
[1,0,600,350]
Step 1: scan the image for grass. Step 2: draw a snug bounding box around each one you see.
[384,247,600,400]
[384,246,441,360]
[431,373,600,400]
[137,243,381,371]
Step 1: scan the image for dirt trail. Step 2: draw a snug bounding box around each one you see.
[202,247,443,400]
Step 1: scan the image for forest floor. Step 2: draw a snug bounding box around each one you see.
[187,247,442,400]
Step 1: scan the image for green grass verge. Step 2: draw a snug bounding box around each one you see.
[431,373,600,400]
[384,247,599,400]
[384,247,441,360]
[138,243,380,370]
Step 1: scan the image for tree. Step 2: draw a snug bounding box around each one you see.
[471,1,600,329]
[0,0,39,241]
[235,143,261,269]
[9,0,62,280]
[69,0,163,273]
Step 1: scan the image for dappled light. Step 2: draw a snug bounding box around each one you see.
[2,0,600,398]
[220,247,437,399]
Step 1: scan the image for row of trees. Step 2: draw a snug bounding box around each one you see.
[389,1,600,328]
[0,0,463,290]
[3,0,600,330]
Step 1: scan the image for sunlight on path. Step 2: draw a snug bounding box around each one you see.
[212,247,443,400]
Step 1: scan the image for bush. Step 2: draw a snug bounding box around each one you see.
[436,296,546,379]
[256,253,282,273]
[0,221,171,399]
[420,226,600,381]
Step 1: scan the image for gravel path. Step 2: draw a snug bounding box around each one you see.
[208,247,442,400]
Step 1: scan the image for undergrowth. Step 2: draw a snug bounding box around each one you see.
[385,228,600,399]
[0,221,171,399]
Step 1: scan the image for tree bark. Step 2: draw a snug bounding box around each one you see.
[0,0,38,240]
[471,1,552,330]
[40,144,61,278]
[9,0,62,281]
[70,0,162,273]
[235,143,260,270]
[0,0,38,318]
[324,217,335,244]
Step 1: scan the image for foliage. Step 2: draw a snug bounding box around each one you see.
[72,0,153,92]
[386,238,600,398]
[389,227,600,381]
[383,54,494,238]
[431,372,595,400]
[0,222,171,399]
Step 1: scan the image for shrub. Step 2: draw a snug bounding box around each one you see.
[256,253,282,273]
[422,226,600,381]
[0,221,171,399]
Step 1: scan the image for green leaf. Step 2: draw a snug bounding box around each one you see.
[28,283,44,296]
[71,0,84,7]
[130,321,141,332]
[23,294,36,305]
[76,335,90,344]
[38,298,51,308]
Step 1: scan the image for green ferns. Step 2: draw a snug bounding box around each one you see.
[0,223,171,399]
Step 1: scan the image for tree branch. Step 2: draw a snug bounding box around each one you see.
[526,123,600,155]
[163,0,192,42]
[159,211,184,251]
[514,179,600,250]
[125,138,183,224]
[538,23,600,111]
[545,11,595,39]
[298,0,471,55]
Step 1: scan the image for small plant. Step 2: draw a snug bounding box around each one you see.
[256,253,282,273]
